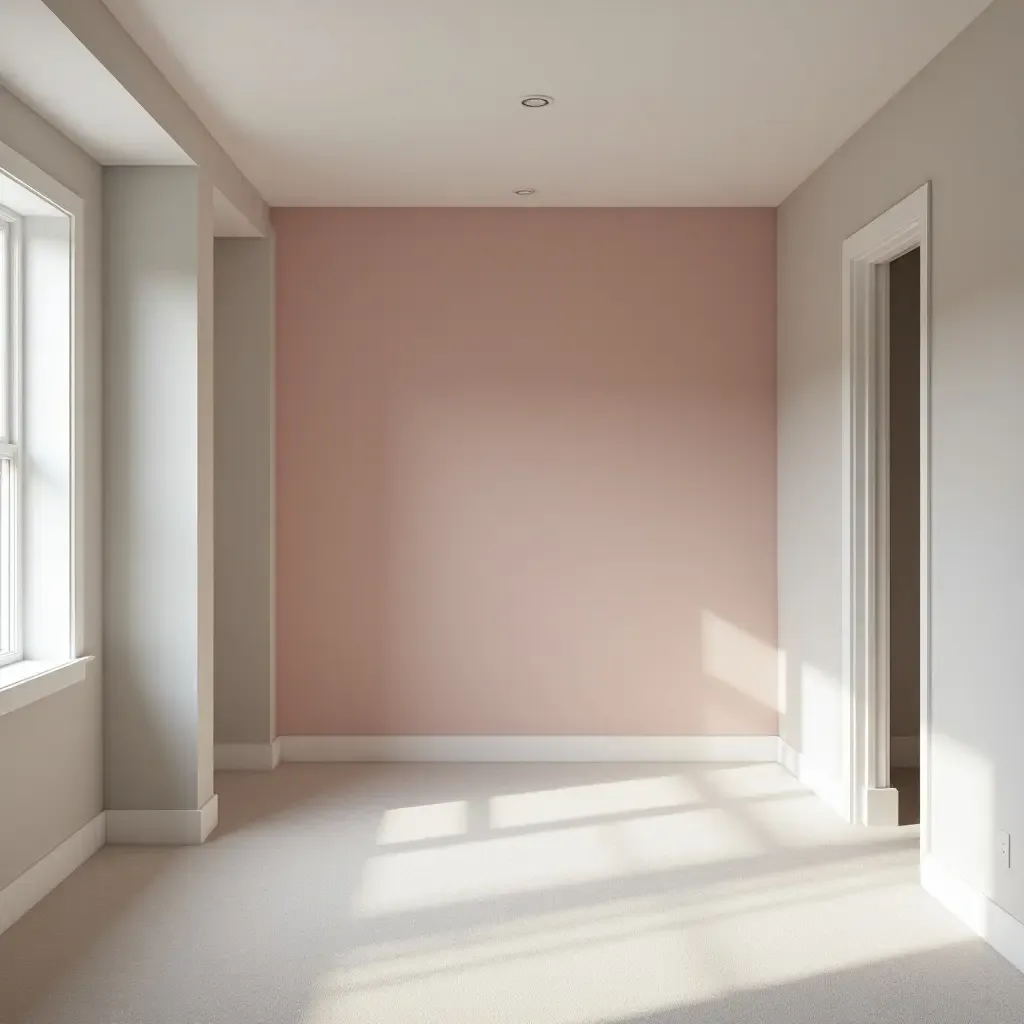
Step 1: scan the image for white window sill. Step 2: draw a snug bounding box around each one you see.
[0,656,93,718]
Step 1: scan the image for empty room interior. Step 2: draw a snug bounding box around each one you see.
[3,1,1024,1021]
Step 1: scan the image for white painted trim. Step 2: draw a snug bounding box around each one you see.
[39,0,268,235]
[0,143,88,669]
[0,655,91,717]
[777,741,848,819]
[106,794,219,845]
[0,811,105,936]
[0,140,83,220]
[891,735,920,768]
[279,735,780,764]
[863,786,899,827]
[0,205,24,667]
[199,793,219,841]
[215,739,280,771]
[841,182,931,829]
[923,855,1024,977]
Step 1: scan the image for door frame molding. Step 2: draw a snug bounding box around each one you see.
[841,183,931,834]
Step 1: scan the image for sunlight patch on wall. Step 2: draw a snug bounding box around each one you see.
[930,732,995,893]
[701,611,778,710]
[799,662,843,781]
[777,648,788,716]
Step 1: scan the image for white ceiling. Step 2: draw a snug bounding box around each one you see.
[0,0,265,235]
[0,0,189,166]
[99,0,992,207]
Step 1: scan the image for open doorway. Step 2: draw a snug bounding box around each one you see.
[888,247,921,826]
[841,183,930,834]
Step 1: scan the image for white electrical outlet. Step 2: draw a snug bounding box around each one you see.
[999,831,1011,869]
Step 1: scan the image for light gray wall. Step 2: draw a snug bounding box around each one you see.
[888,249,921,741]
[104,166,215,812]
[0,678,102,888]
[197,167,215,801]
[213,237,276,745]
[779,0,1024,918]
[0,87,103,890]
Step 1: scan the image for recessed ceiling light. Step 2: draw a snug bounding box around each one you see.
[520,95,553,108]
[514,188,537,196]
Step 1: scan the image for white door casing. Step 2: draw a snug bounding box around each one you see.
[841,183,931,834]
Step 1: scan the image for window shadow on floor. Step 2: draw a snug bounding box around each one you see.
[591,943,1024,1023]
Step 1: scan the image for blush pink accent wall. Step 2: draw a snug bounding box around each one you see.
[275,209,777,736]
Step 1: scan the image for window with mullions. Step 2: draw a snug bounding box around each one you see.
[0,206,21,665]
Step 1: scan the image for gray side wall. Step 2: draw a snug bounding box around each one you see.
[213,236,276,745]
[779,0,1024,918]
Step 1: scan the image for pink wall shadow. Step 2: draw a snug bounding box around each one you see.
[275,209,777,736]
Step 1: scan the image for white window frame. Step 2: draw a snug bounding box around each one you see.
[0,142,93,719]
[0,204,22,668]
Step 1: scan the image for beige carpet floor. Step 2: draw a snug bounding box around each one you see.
[2,761,1024,1023]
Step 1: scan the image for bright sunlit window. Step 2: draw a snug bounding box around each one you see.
[0,204,21,666]
[0,159,80,683]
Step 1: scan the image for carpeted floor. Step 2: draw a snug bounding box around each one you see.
[2,761,1023,1023]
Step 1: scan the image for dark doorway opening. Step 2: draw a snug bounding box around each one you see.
[887,246,921,827]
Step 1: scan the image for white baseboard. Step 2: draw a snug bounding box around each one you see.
[279,734,779,763]
[215,739,281,771]
[0,812,106,936]
[778,740,850,821]
[106,794,219,845]
[923,854,1024,976]
[891,735,920,768]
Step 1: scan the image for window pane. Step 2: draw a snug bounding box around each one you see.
[0,457,11,655]
[0,220,7,441]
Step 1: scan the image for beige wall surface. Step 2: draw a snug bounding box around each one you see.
[778,0,1024,921]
